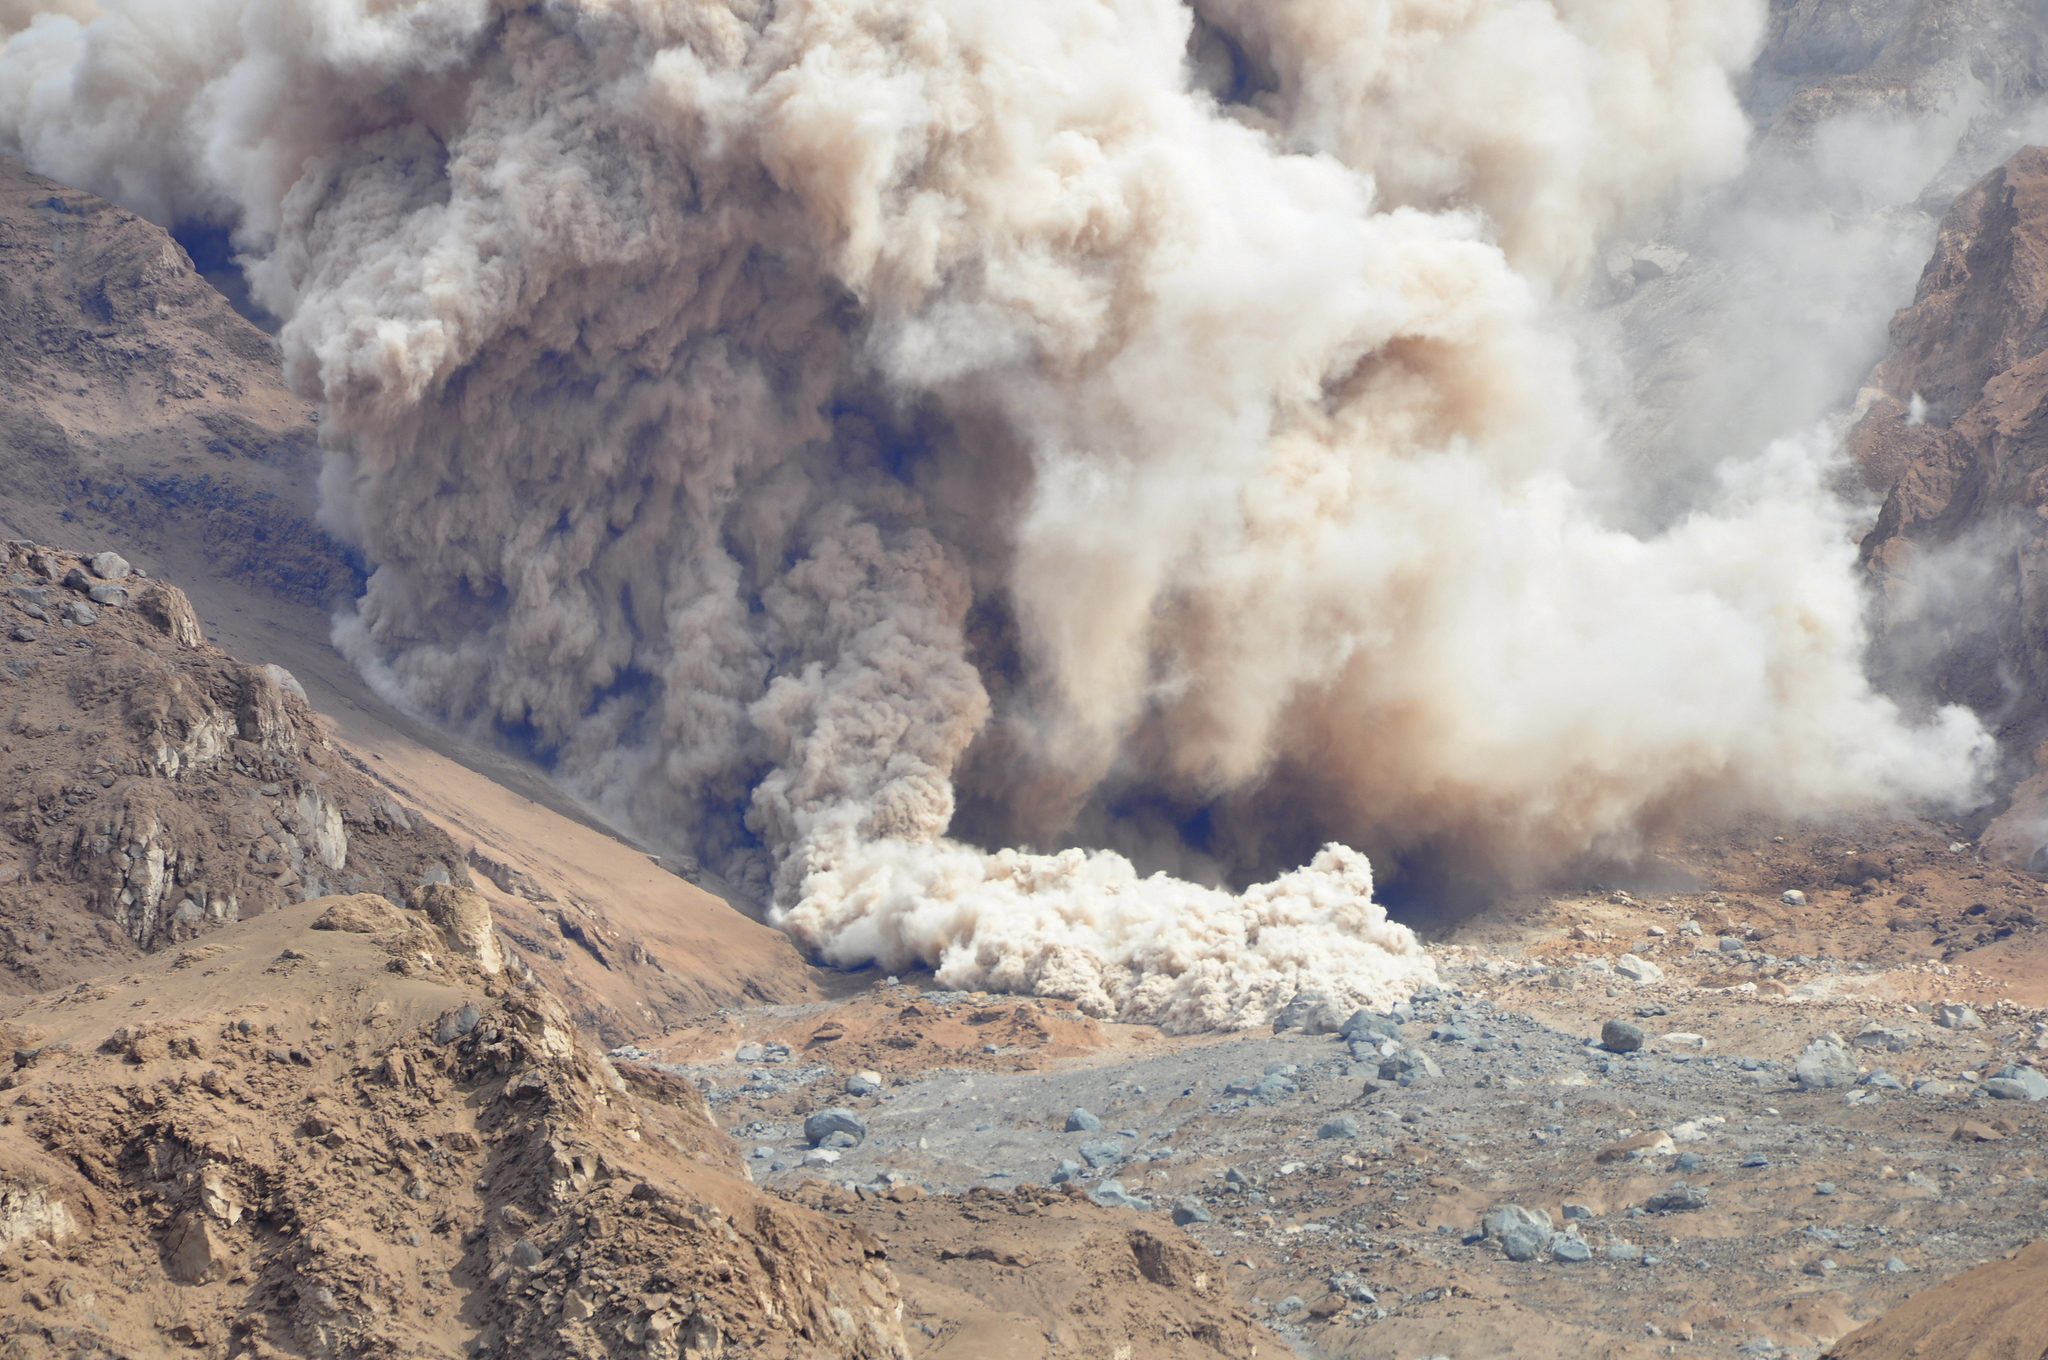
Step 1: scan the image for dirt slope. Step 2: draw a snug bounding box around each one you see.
[1826,1239,2048,1360]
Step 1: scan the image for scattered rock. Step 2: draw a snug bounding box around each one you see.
[62,599,96,626]
[1066,1107,1102,1132]
[1782,890,1807,906]
[803,1108,867,1147]
[1853,1024,1920,1053]
[1171,1197,1211,1226]
[164,1211,231,1284]
[1317,1116,1359,1140]
[1339,1010,1402,1044]
[1614,955,1663,984]
[1079,1140,1125,1169]
[1376,1048,1442,1085]
[1795,1036,1857,1090]
[1088,1180,1152,1212]
[1935,1002,1984,1030]
[1551,1234,1592,1263]
[1601,1018,1644,1053]
[89,551,131,580]
[1644,1183,1708,1213]
[1983,1066,2048,1101]
[846,1071,882,1096]
[1562,1203,1594,1220]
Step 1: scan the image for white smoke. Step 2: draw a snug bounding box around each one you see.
[0,0,1996,1029]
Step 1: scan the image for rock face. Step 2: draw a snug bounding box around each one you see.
[0,540,465,989]
[1850,148,2048,842]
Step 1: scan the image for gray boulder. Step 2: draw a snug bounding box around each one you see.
[1171,1197,1211,1226]
[1794,1036,1857,1090]
[1500,1222,1547,1261]
[1935,1002,1984,1030]
[1078,1140,1125,1169]
[1614,955,1663,984]
[1271,990,1329,1033]
[1600,1019,1644,1053]
[1983,1066,2048,1101]
[1339,1009,1402,1043]
[803,1108,867,1147]
[89,551,131,580]
[1644,1182,1708,1213]
[1853,1024,1919,1053]
[1316,1116,1359,1140]
[1066,1107,1102,1132]
[1550,1233,1592,1263]
[1377,1049,1441,1085]
[1088,1180,1151,1212]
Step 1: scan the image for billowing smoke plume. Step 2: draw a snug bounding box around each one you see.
[0,0,1995,1029]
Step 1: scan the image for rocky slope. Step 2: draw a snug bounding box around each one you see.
[1849,145,2048,857]
[0,886,918,1360]
[2,537,467,992]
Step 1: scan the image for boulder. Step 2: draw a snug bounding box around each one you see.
[1795,1036,1857,1090]
[1065,1108,1102,1132]
[1935,1002,1984,1030]
[803,1109,867,1147]
[1601,1019,1644,1053]
[1614,955,1663,984]
[408,882,504,975]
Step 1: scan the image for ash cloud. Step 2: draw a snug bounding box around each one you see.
[0,0,1996,1029]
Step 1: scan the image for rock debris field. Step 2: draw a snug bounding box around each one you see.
[635,914,2048,1359]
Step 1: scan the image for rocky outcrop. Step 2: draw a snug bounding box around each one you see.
[1,539,465,989]
[0,898,909,1360]
[1852,148,2048,813]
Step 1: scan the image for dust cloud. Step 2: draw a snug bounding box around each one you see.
[0,0,1995,1028]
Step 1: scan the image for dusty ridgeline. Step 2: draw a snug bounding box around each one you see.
[0,538,465,990]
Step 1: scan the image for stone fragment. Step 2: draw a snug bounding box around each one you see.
[1600,1019,1644,1053]
[1644,1182,1708,1213]
[734,1043,765,1062]
[1050,1160,1084,1184]
[804,1108,867,1147]
[1316,1116,1358,1140]
[845,1071,882,1096]
[1782,890,1807,906]
[1718,936,1746,953]
[86,583,126,607]
[1935,1003,1984,1030]
[1171,1197,1211,1226]
[62,599,95,626]
[408,883,504,975]
[1614,955,1663,984]
[1561,1203,1594,1220]
[1339,1010,1402,1043]
[89,551,131,580]
[1861,1070,1906,1090]
[1088,1180,1151,1212]
[1377,1049,1441,1085]
[433,1004,482,1045]
[1951,1121,2006,1142]
[1794,1036,1857,1090]
[1271,991,1328,1033]
[165,1211,231,1284]
[1065,1108,1102,1132]
[311,894,409,933]
[1596,1130,1673,1163]
[1551,1234,1592,1263]
[1983,1067,2048,1101]
[1501,1222,1547,1261]
[1078,1140,1125,1169]
[1853,1024,1919,1053]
